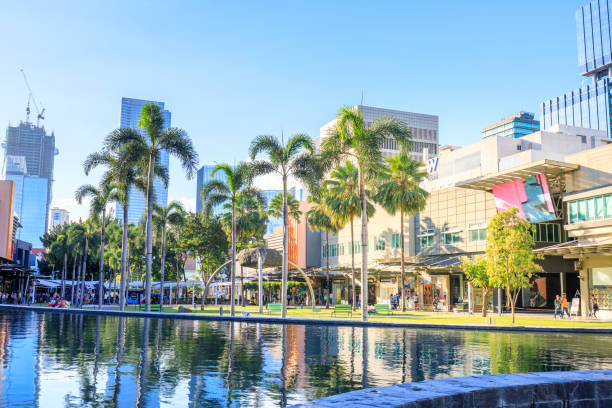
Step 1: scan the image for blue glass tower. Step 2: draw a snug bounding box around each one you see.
[116,98,171,224]
[541,1,612,137]
[195,164,228,215]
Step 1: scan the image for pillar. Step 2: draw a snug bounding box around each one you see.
[579,266,589,317]
[560,272,567,296]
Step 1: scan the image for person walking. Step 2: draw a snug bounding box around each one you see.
[553,294,562,319]
[591,295,599,319]
[561,293,570,319]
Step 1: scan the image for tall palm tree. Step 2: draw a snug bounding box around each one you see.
[105,103,198,311]
[249,133,318,318]
[75,183,119,309]
[48,229,69,298]
[268,192,302,223]
[84,130,168,311]
[153,201,184,311]
[306,192,339,309]
[320,106,411,321]
[375,152,428,311]
[201,162,254,316]
[325,160,374,309]
[68,219,96,307]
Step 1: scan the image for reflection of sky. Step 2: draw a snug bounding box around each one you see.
[1,311,611,406]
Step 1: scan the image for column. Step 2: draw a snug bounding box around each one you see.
[579,266,589,317]
[560,272,567,296]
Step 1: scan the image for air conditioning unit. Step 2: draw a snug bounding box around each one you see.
[574,260,583,271]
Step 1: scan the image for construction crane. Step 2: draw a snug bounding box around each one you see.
[20,69,45,127]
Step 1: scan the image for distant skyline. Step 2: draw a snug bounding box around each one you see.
[0,1,586,220]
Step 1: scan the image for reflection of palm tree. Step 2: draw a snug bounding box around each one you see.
[280,324,287,407]
[136,318,150,407]
[111,316,125,405]
[361,327,368,388]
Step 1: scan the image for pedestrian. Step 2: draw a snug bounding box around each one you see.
[561,293,570,319]
[413,292,419,310]
[396,293,400,310]
[389,293,395,308]
[591,295,599,318]
[554,294,562,319]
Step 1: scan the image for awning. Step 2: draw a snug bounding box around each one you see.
[34,279,60,288]
[455,159,579,191]
[410,255,464,269]
[534,240,612,258]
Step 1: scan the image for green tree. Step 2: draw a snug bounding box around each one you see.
[249,133,318,318]
[153,201,185,311]
[47,225,70,297]
[306,192,339,308]
[486,207,543,324]
[68,219,97,307]
[201,163,254,315]
[320,106,411,320]
[75,183,118,309]
[375,152,427,311]
[325,160,374,308]
[268,192,302,223]
[461,257,494,317]
[105,103,198,311]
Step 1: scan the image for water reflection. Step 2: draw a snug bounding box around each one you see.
[0,310,610,407]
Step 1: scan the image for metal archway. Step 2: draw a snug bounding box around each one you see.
[288,261,317,311]
[203,259,232,302]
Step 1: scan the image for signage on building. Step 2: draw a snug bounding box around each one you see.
[427,157,439,180]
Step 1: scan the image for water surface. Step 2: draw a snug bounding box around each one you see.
[0,310,610,407]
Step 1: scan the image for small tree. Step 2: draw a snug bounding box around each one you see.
[461,257,494,317]
[486,207,542,324]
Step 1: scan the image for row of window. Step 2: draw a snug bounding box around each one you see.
[321,234,405,258]
[568,193,612,224]
[419,224,487,248]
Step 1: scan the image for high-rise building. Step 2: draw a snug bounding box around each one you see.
[541,1,612,137]
[318,105,439,162]
[116,98,171,224]
[195,164,228,215]
[49,207,69,229]
[1,122,56,246]
[481,112,540,139]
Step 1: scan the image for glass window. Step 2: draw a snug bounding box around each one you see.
[468,223,487,242]
[392,233,401,249]
[419,229,435,248]
[443,227,461,245]
[568,193,612,224]
[374,236,385,251]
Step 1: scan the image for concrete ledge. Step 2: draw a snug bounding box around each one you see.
[291,370,612,408]
[0,304,611,334]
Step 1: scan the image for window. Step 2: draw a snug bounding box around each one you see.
[391,233,401,249]
[568,193,612,224]
[443,227,461,245]
[339,243,344,256]
[348,241,361,254]
[468,223,487,242]
[419,229,435,248]
[374,236,385,251]
[533,223,561,243]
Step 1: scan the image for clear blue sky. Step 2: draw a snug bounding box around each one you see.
[0,0,586,219]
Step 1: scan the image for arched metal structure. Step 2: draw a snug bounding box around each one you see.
[202,259,318,312]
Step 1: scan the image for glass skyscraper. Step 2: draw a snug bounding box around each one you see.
[116,98,171,224]
[481,112,540,139]
[1,122,56,246]
[195,164,228,215]
[541,0,612,137]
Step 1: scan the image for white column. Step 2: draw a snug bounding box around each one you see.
[467,282,473,314]
[258,251,263,314]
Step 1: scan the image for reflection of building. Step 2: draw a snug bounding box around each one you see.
[116,98,171,224]
[482,112,540,139]
[195,164,228,215]
[541,1,612,138]
[49,208,69,229]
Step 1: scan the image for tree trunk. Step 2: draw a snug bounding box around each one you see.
[160,223,166,312]
[281,175,288,318]
[176,257,180,304]
[325,230,330,309]
[240,265,245,307]
[359,171,368,321]
[230,197,236,316]
[119,203,129,311]
[98,208,106,310]
[481,289,488,317]
[350,217,356,310]
[144,150,156,312]
[200,255,207,311]
[80,238,89,308]
[62,252,67,298]
[71,249,77,305]
[400,208,405,312]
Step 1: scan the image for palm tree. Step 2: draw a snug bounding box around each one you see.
[48,228,69,298]
[268,192,302,223]
[320,106,411,321]
[84,130,168,311]
[375,152,428,311]
[153,201,184,311]
[249,133,318,318]
[75,183,118,309]
[68,219,96,307]
[105,103,198,311]
[325,160,374,309]
[306,192,339,309]
[201,162,254,316]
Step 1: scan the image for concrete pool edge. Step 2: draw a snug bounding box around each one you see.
[1,304,611,334]
[289,370,612,407]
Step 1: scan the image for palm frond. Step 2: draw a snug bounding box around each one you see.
[160,128,199,179]
[249,134,283,164]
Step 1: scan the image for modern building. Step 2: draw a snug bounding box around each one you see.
[116,98,171,224]
[195,164,228,215]
[1,122,56,245]
[482,112,540,139]
[0,180,17,260]
[49,208,69,229]
[318,105,439,163]
[541,1,612,137]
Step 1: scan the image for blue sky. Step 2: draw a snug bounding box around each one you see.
[0,1,586,219]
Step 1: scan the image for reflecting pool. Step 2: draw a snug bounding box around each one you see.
[0,310,610,407]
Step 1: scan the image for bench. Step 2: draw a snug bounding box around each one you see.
[374,303,393,315]
[139,304,161,312]
[331,304,352,317]
[267,303,282,314]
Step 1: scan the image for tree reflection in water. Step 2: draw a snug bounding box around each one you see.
[0,310,607,407]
